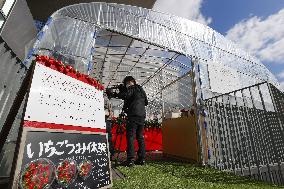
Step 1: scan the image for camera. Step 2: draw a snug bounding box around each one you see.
[105,84,126,99]
[117,84,126,92]
[105,88,115,99]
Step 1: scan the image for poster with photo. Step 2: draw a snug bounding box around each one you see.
[13,128,112,189]
[11,58,111,189]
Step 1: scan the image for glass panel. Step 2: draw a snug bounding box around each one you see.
[0,12,4,29]
[1,0,14,16]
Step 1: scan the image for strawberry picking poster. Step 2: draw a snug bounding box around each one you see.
[11,56,112,189]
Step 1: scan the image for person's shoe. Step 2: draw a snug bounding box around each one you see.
[134,159,145,165]
[121,160,135,167]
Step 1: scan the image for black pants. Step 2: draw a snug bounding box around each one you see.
[126,116,145,161]
[106,120,114,157]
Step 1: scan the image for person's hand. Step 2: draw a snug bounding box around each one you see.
[109,111,114,118]
[119,112,126,118]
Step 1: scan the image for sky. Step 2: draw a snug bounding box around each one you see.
[153,0,284,91]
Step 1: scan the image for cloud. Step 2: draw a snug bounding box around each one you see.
[278,71,284,79]
[280,81,284,92]
[226,9,284,64]
[278,71,284,92]
[152,0,212,25]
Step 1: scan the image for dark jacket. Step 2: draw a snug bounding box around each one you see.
[116,84,148,118]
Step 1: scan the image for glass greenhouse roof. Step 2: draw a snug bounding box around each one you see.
[91,30,192,116]
[30,2,280,116]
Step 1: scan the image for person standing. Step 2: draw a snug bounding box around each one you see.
[114,76,148,167]
[104,93,114,159]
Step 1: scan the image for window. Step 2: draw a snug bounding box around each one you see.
[1,0,15,16]
[0,11,4,29]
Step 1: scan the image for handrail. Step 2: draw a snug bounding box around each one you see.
[204,81,268,101]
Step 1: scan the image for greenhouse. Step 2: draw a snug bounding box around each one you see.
[22,2,284,185]
[28,2,281,114]
[0,2,283,188]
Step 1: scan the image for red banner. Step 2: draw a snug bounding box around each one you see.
[111,124,162,151]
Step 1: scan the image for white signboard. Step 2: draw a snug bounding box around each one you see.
[24,63,105,129]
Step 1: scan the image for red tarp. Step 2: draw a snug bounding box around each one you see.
[111,123,162,151]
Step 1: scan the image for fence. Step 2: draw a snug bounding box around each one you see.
[203,82,284,185]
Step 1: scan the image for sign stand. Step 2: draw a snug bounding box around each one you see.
[10,57,112,189]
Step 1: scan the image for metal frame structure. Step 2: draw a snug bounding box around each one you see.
[25,2,281,118]
[204,82,284,185]
[0,0,37,181]
[0,37,28,179]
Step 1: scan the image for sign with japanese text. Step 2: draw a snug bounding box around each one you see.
[24,63,105,129]
[11,60,111,189]
[13,128,112,189]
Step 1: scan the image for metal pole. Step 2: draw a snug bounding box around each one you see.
[258,84,283,184]
[222,95,236,172]
[240,89,261,179]
[234,91,252,176]
[160,70,165,120]
[249,86,271,181]
[191,57,203,165]
[267,82,284,185]
[210,99,220,168]
[267,83,284,142]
